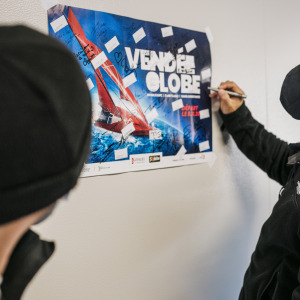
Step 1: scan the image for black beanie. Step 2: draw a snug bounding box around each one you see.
[0,26,91,224]
[280,65,300,120]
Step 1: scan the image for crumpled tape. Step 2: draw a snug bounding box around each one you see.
[41,0,60,11]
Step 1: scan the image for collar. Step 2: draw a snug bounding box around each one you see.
[288,143,300,165]
[287,143,300,165]
[287,152,300,165]
[289,143,300,152]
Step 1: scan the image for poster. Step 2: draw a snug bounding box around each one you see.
[47,5,214,176]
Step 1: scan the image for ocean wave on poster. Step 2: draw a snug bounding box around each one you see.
[88,118,185,164]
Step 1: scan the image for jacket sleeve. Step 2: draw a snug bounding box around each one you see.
[220,102,293,186]
[292,273,300,299]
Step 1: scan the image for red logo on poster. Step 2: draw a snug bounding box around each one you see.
[181,105,200,117]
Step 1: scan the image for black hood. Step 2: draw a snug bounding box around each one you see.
[280,65,300,119]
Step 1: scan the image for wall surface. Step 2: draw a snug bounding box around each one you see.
[1,0,299,299]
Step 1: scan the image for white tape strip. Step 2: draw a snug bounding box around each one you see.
[185,39,197,53]
[123,72,137,88]
[92,103,102,121]
[91,52,108,69]
[121,122,135,139]
[199,108,210,120]
[178,47,184,54]
[172,99,184,111]
[175,145,187,159]
[41,0,59,10]
[205,26,214,43]
[206,152,217,168]
[161,26,173,37]
[114,148,128,160]
[199,140,210,152]
[50,15,68,33]
[86,78,94,90]
[105,36,120,53]
[146,108,159,123]
[133,27,146,43]
[201,68,211,81]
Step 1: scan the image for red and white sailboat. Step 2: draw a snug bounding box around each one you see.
[67,8,152,136]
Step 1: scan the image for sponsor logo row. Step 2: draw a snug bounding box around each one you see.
[81,153,163,175]
[131,154,161,165]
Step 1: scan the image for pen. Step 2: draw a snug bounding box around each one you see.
[208,87,247,99]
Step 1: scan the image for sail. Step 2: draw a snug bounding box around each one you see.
[93,71,151,134]
[67,8,101,61]
[94,69,120,117]
[67,7,148,124]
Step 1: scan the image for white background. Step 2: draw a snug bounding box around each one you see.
[1,0,300,299]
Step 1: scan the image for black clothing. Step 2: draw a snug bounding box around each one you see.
[221,102,300,299]
[0,26,91,224]
[0,230,55,300]
[280,65,300,120]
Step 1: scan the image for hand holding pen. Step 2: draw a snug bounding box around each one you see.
[209,81,246,115]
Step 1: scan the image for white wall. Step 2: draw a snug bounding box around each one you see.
[2,0,299,299]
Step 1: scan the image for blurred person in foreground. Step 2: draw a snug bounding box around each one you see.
[0,25,91,300]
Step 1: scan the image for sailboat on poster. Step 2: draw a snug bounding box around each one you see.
[66,7,152,138]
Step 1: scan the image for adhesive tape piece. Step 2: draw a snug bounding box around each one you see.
[206,152,217,168]
[114,148,128,160]
[175,145,187,159]
[205,26,214,43]
[41,0,59,10]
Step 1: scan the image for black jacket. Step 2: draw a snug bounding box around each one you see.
[221,102,300,299]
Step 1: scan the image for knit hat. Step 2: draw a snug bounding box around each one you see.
[0,26,91,224]
[280,65,300,119]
